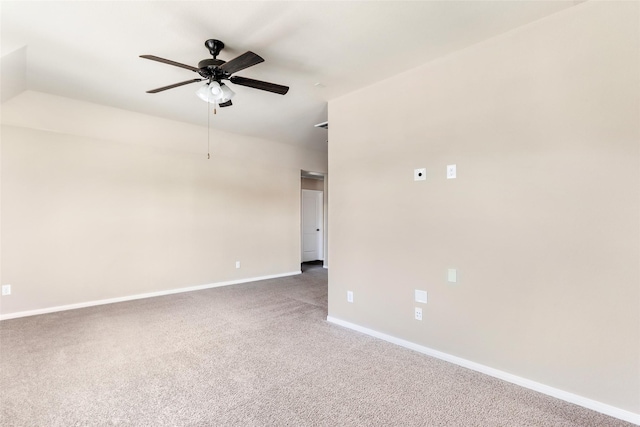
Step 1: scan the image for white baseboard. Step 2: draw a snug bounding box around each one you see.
[0,271,302,321]
[326,316,640,426]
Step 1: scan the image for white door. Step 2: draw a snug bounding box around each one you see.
[302,189,323,262]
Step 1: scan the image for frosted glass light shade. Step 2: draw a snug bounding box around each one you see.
[220,84,235,102]
[209,81,224,100]
[196,84,213,103]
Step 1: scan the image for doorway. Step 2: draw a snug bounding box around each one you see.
[301,171,326,267]
[301,189,323,262]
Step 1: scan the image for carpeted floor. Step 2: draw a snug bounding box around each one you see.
[0,263,632,426]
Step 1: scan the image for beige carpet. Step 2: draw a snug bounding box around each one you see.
[0,264,632,426]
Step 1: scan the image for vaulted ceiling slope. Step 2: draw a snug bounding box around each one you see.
[1,1,577,151]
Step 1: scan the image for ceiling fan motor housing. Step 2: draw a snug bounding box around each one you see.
[197,58,229,80]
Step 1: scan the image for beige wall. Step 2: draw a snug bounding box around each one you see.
[0,46,26,103]
[0,91,327,315]
[328,1,639,414]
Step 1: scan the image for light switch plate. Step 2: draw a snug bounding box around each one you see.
[415,289,428,303]
[347,291,354,303]
[2,285,11,296]
[447,269,457,283]
[447,164,456,179]
[414,168,426,181]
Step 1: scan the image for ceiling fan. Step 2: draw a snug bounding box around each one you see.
[140,39,289,108]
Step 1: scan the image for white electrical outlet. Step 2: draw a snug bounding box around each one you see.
[235,261,240,269]
[347,291,354,303]
[447,164,457,179]
[415,290,428,303]
[414,168,426,181]
[448,268,457,283]
[2,285,11,296]
[414,307,423,321]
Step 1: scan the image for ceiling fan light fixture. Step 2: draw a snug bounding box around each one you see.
[196,81,235,104]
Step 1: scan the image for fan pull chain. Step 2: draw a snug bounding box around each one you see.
[207,98,211,159]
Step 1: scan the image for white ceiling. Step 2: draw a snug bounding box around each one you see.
[1,1,578,152]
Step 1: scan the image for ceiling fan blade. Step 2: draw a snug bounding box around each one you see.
[229,76,289,95]
[146,78,204,93]
[219,51,264,75]
[140,55,199,72]
[219,100,232,108]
